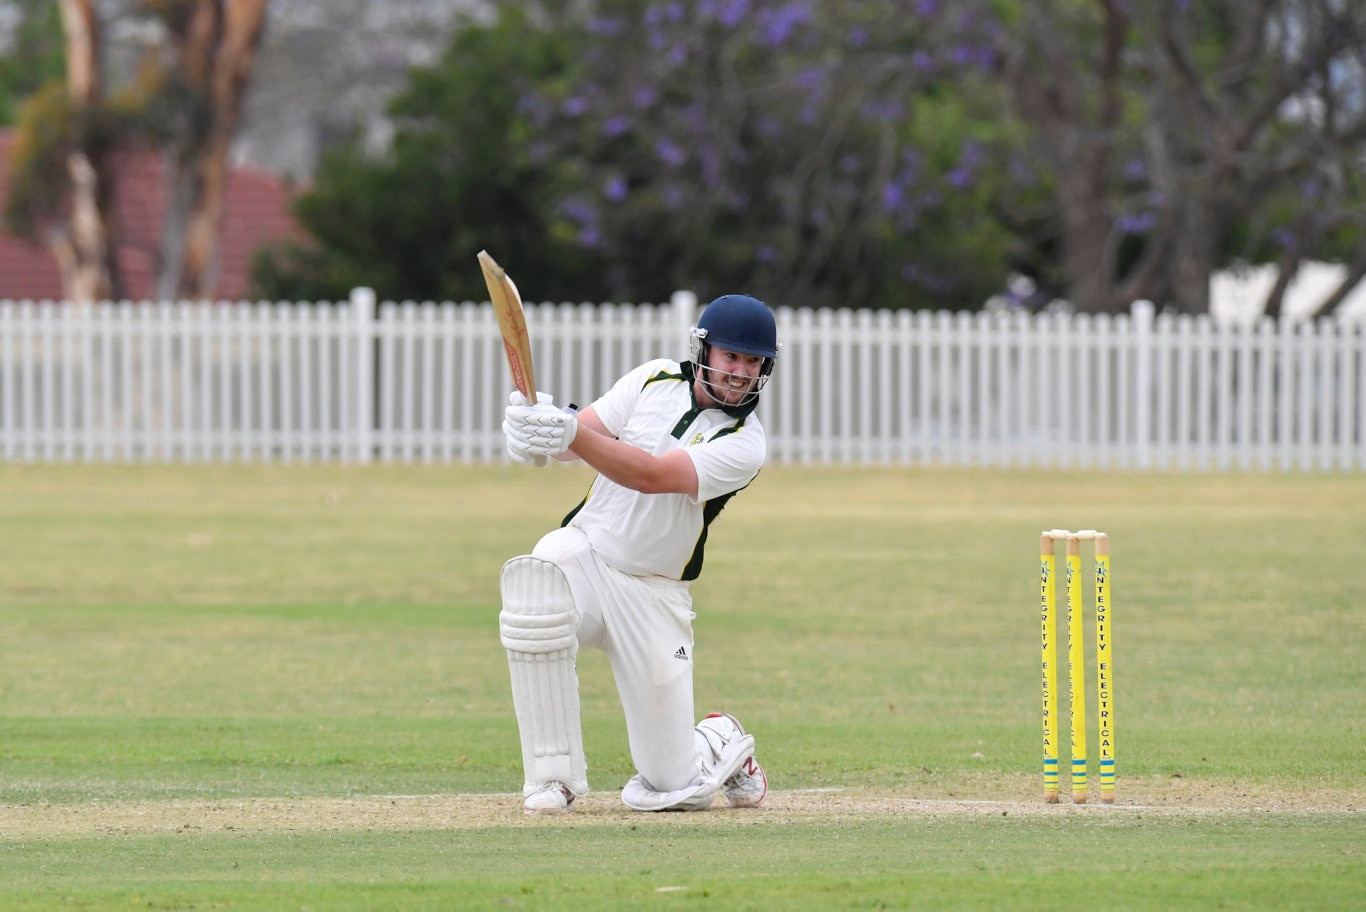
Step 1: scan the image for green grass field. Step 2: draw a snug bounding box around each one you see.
[2,462,1363,910]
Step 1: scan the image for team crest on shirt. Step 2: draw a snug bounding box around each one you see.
[689,432,705,446]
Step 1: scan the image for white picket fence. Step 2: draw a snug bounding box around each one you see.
[1,289,1362,471]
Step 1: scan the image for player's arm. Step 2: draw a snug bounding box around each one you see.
[565,406,699,497]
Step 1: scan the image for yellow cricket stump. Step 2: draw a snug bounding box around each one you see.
[1095,533,1115,804]
[1040,534,1060,803]
[1066,535,1087,803]
[1040,529,1115,805]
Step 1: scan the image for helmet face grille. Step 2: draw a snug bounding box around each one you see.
[694,358,771,408]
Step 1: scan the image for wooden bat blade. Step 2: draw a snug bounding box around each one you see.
[477,249,537,400]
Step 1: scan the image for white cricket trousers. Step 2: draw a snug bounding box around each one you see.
[531,525,703,793]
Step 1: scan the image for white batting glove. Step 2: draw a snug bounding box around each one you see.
[505,390,552,466]
[507,390,553,409]
[504,408,578,457]
[506,436,548,467]
[504,391,579,459]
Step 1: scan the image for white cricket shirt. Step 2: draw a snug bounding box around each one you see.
[563,358,767,581]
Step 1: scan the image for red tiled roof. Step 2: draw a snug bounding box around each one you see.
[0,127,304,302]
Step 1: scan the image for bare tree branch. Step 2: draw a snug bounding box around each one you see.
[56,0,120,303]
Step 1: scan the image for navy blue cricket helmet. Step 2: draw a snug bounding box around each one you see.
[688,294,780,406]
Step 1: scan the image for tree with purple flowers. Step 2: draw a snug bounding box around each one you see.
[257,0,1020,308]
[1001,0,1366,315]
[252,0,1366,317]
[523,0,1018,309]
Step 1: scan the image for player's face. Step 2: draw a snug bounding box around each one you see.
[700,347,764,407]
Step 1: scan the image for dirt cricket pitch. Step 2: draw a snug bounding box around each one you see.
[4,781,1360,838]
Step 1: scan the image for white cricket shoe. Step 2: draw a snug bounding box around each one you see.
[523,781,575,815]
[698,712,768,808]
[724,753,768,808]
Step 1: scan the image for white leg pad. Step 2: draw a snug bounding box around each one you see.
[500,556,588,797]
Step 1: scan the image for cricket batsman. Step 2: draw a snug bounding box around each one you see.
[499,293,778,814]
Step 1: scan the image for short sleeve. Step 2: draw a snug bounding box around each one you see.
[590,360,670,437]
[685,423,767,503]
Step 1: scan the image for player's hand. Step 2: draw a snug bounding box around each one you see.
[504,390,552,466]
[506,436,548,467]
[507,390,553,409]
[504,390,578,458]
[503,407,579,458]
[506,437,543,465]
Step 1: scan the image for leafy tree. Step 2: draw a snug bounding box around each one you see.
[258,0,1020,310]
[521,0,1023,310]
[4,0,125,302]
[255,5,608,304]
[260,0,1366,315]
[4,0,270,303]
[0,0,65,125]
[1001,0,1366,315]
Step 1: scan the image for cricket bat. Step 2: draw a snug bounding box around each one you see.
[477,249,537,401]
